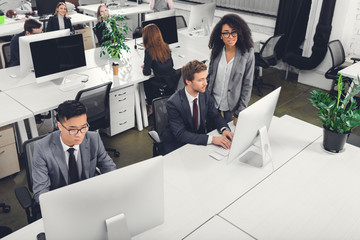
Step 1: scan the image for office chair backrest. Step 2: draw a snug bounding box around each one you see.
[0,42,11,68]
[75,82,112,131]
[259,34,283,66]
[176,15,187,29]
[152,96,169,137]
[328,40,345,68]
[23,135,47,192]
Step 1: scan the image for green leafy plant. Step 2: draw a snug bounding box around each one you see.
[99,14,130,59]
[310,74,360,134]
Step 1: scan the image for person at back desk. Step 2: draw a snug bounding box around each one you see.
[9,19,42,67]
[160,60,234,155]
[142,23,178,116]
[150,0,174,12]
[32,100,116,204]
[46,2,74,33]
[94,4,110,45]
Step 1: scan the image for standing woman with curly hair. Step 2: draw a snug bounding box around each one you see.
[207,14,254,123]
[142,24,177,116]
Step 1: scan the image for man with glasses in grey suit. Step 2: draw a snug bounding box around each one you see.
[32,100,116,204]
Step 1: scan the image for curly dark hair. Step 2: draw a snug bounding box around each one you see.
[208,14,253,60]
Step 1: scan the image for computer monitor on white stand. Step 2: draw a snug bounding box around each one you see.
[19,29,71,74]
[187,3,216,35]
[227,87,281,167]
[39,156,164,240]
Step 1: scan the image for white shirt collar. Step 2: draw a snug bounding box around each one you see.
[185,87,199,103]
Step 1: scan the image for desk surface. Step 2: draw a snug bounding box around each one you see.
[0,13,96,38]
[78,2,152,17]
[220,137,360,239]
[339,61,360,81]
[3,115,323,240]
[0,92,33,127]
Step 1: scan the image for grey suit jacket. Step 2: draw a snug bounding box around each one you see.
[32,131,116,202]
[207,47,255,116]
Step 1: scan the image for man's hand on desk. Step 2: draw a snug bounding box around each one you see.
[212,132,232,149]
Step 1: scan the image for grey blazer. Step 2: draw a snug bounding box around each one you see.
[32,131,116,202]
[207,47,255,116]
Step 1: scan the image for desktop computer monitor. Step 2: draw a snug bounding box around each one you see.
[30,33,87,84]
[227,87,281,165]
[19,29,71,74]
[144,9,175,21]
[142,15,178,45]
[35,0,60,17]
[39,156,164,240]
[187,3,216,31]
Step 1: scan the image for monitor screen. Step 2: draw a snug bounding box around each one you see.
[19,29,70,74]
[227,87,281,164]
[188,3,216,31]
[39,156,164,240]
[30,34,87,83]
[35,0,61,16]
[142,16,178,45]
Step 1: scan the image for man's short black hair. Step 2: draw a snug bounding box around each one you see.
[56,100,87,123]
[24,19,42,33]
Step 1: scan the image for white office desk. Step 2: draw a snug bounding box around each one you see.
[78,2,152,17]
[0,13,97,38]
[0,92,32,144]
[3,115,324,239]
[220,138,360,240]
[339,61,360,80]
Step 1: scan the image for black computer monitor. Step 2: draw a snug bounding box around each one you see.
[35,0,60,16]
[30,34,87,84]
[141,16,178,45]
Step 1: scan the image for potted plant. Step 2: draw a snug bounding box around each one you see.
[99,14,130,75]
[310,74,360,153]
[0,10,5,25]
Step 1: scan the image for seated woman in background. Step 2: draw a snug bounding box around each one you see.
[150,0,174,12]
[95,4,110,45]
[207,13,255,124]
[142,24,178,116]
[46,2,74,33]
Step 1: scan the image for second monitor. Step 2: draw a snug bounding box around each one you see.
[141,15,178,46]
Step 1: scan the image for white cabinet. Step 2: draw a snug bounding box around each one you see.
[103,85,135,136]
[0,125,19,178]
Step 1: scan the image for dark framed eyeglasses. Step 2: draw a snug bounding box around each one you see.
[60,122,90,135]
[221,31,238,39]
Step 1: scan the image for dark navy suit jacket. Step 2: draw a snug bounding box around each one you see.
[161,88,229,155]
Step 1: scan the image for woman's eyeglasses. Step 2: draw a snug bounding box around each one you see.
[221,31,238,38]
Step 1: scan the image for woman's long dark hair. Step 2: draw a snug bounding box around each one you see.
[208,14,253,60]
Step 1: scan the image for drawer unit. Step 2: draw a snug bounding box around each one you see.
[0,125,19,178]
[103,85,135,136]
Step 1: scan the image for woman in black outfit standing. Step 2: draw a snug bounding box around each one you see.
[46,2,74,33]
[94,4,110,45]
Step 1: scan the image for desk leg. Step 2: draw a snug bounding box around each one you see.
[28,116,39,138]
[134,83,143,131]
[90,21,96,49]
[139,82,148,128]
[15,121,28,153]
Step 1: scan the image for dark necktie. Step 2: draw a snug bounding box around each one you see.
[68,148,79,184]
[193,98,198,131]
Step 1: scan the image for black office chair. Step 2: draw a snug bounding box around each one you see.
[176,15,187,29]
[148,96,169,156]
[0,202,12,238]
[1,42,11,68]
[325,40,360,93]
[254,34,284,96]
[75,82,120,157]
[15,135,46,224]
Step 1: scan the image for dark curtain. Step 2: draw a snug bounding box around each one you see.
[274,0,312,59]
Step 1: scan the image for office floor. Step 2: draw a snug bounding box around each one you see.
[1,67,359,233]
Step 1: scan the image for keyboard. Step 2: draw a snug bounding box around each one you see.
[209,145,230,161]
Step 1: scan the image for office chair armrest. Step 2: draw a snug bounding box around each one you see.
[14,187,33,209]
[148,130,161,143]
[350,57,360,63]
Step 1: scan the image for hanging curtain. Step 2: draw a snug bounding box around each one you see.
[274,0,312,59]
